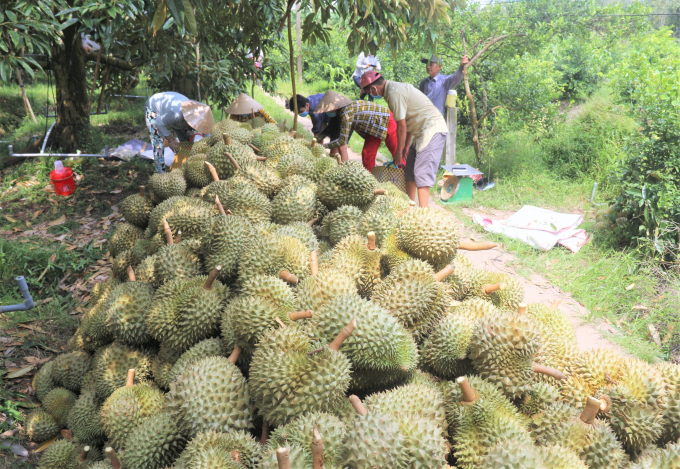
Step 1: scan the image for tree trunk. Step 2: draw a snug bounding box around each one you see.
[51,23,89,152]
[461,66,482,165]
[98,67,111,114]
[287,13,298,131]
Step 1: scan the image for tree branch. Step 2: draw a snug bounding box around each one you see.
[85,52,145,70]
[277,0,297,34]
[479,105,502,125]
[465,33,526,68]
[471,63,488,115]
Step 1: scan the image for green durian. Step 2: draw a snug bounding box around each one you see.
[323,234,381,297]
[380,231,412,276]
[157,198,217,242]
[629,441,680,469]
[396,207,460,266]
[656,362,680,444]
[184,155,213,188]
[174,430,261,469]
[206,141,256,180]
[342,412,406,469]
[111,249,137,281]
[105,279,155,346]
[317,161,377,210]
[43,387,77,427]
[241,163,281,198]
[66,389,106,446]
[149,169,187,202]
[109,222,144,258]
[258,444,312,469]
[322,205,363,245]
[119,411,187,469]
[271,178,320,225]
[168,338,228,387]
[37,439,82,469]
[144,195,190,238]
[481,271,525,311]
[119,187,154,229]
[92,342,153,400]
[201,214,254,283]
[274,222,319,252]
[154,241,202,285]
[296,269,357,313]
[52,351,91,393]
[421,313,475,379]
[309,157,337,183]
[24,409,60,443]
[151,342,181,389]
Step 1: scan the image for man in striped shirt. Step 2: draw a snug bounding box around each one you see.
[316,91,397,172]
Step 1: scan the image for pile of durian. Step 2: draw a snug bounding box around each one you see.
[25,116,680,469]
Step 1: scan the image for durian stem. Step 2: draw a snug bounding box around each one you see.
[310,251,318,276]
[435,265,455,282]
[307,217,319,226]
[227,209,233,215]
[335,155,341,165]
[126,369,135,386]
[276,447,291,469]
[367,232,376,251]
[175,231,182,244]
[215,195,227,216]
[374,188,387,195]
[307,346,326,356]
[279,270,298,285]
[205,161,220,182]
[532,363,566,381]
[127,266,136,282]
[225,151,240,170]
[228,345,242,364]
[275,317,287,328]
[312,424,325,469]
[311,139,316,148]
[139,186,145,197]
[61,429,73,440]
[290,131,297,138]
[230,450,241,463]
[289,310,313,321]
[105,447,122,469]
[256,156,267,161]
[260,421,270,445]
[204,266,222,290]
[580,397,602,424]
[222,133,231,145]
[349,395,367,416]
[78,446,90,462]
[551,299,561,308]
[249,143,261,152]
[458,241,499,251]
[163,218,174,245]
[517,303,527,314]
[456,376,477,404]
[483,282,505,295]
[329,318,357,351]
[598,394,611,413]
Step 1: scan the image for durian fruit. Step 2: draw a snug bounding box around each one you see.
[111,249,137,281]
[43,387,77,427]
[119,411,187,469]
[238,233,309,284]
[120,186,154,229]
[100,379,165,449]
[131,238,152,264]
[83,300,116,351]
[242,163,281,198]
[271,177,320,225]
[479,440,587,469]
[309,157,337,183]
[249,322,354,426]
[66,389,106,446]
[380,231,412,277]
[173,430,261,469]
[167,338,228,389]
[274,222,319,252]
[267,412,346,467]
[317,161,379,210]
[52,351,92,393]
[149,169,187,202]
[420,313,475,379]
[184,156,212,188]
[528,400,576,445]
[156,198,217,242]
[203,178,271,225]
[109,223,144,258]
[469,311,546,399]
[479,271,525,311]
[656,362,680,444]
[396,207,460,266]
[223,126,254,145]
[202,214,254,283]
[24,409,60,443]
[206,141,256,180]
[296,268,357,313]
[277,152,313,179]
[249,116,266,128]
[322,205,363,245]
[144,195,189,238]
[310,293,418,390]
[258,445,313,469]
[516,381,560,417]
[448,376,533,468]
[151,342,181,389]
[323,234,381,297]
[441,254,475,301]
[90,276,122,306]
[92,342,153,399]
[36,439,83,469]
[357,200,400,248]
[135,254,158,286]
[371,259,456,342]
[212,118,242,137]
[628,441,680,469]
[104,269,155,346]
[166,353,252,437]
[191,138,212,155]
[153,226,203,285]
[561,348,626,408]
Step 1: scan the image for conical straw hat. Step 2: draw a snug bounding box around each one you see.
[314,91,352,113]
[225,93,263,115]
[180,100,214,134]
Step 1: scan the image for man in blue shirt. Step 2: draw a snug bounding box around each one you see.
[289,94,329,139]
[418,54,469,115]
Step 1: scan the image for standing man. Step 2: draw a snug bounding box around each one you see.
[418,54,469,115]
[289,94,329,140]
[315,90,398,173]
[352,52,382,101]
[361,71,448,207]
[145,92,214,173]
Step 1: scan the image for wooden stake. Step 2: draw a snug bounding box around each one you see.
[215,195,227,216]
[163,218,174,245]
[139,186,146,197]
[105,447,122,469]
[456,376,476,404]
[260,421,270,445]
[78,446,90,462]
[366,232,376,251]
[349,395,367,416]
[288,310,313,321]
[228,345,242,364]
[276,447,291,469]
[126,369,135,386]
[533,362,566,381]
[249,143,261,152]
[580,397,602,425]
[15,66,37,123]
[329,318,357,351]
[225,151,240,170]
[279,270,298,285]
[222,134,232,145]
[310,251,318,276]
[483,283,505,295]
[127,265,136,282]
[517,303,527,314]
[458,241,499,251]
[312,424,324,469]
[205,161,220,181]
[204,266,222,290]
[551,299,561,308]
[373,188,387,195]
[435,265,455,282]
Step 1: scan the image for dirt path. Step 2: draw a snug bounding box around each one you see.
[274,95,622,353]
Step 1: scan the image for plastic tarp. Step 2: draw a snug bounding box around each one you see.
[473,205,589,252]
[111,139,175,167]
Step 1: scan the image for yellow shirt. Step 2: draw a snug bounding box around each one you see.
[383,80,448,152]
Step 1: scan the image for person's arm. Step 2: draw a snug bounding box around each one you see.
[327,110,352,150]
[443,66,464,90]
[338,144,349,162]
[394,119,408,166]
[310,114,323,135]
[374,57,381,71]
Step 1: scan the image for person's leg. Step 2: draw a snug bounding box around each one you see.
[362,134,381,173]
[353,75,363,100]
[413,133,448,207]
[145,108,166,174]
[404,144,417,201]
[384,113,398,158]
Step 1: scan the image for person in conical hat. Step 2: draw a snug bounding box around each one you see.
[145,92,214,173]
[226,93,276,124]
[316,90,399,173]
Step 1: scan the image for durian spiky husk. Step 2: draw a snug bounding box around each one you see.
[396,207,461,266]
[119,411,187,469]
[66,389,106,446]
[173,430,261,469]
[24,409,60,443]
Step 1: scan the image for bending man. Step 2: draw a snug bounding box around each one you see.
[289,94,330,140]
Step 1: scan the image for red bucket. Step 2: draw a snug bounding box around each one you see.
[50,167,76,196]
